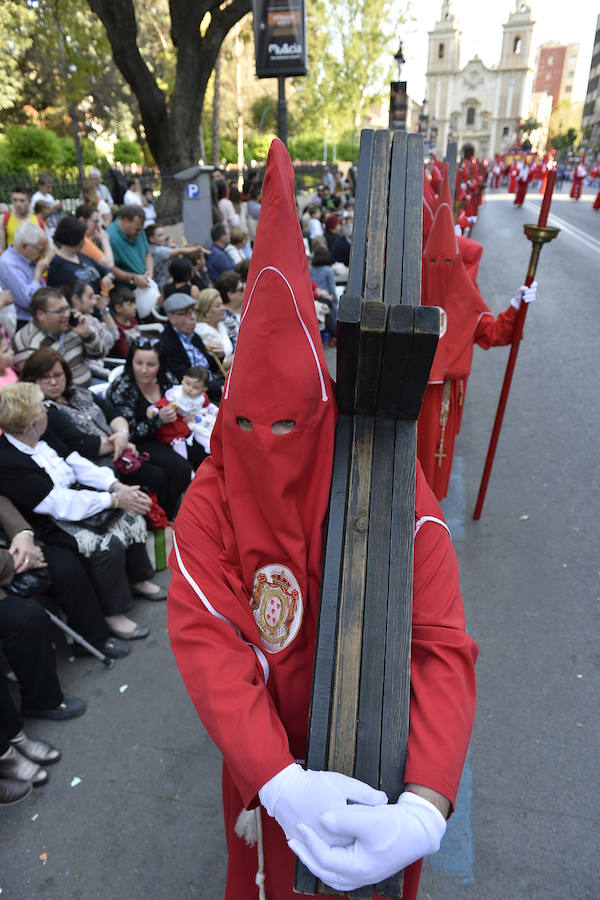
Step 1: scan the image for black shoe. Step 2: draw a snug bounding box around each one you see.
[9,730,61,764]
[0,776,32,806]
[22,697,87,722]
[0,746,48,786]
[109,624,150,641]
[131,584,167,601]
[73,637,131,660]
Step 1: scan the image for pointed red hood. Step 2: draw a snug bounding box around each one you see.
[422,184,490,381]
[423,172,436,244]
[457,235,483,285]
[206,137,337,651]
[434,163,452,214]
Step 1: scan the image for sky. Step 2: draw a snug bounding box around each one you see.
[399,0,599,103]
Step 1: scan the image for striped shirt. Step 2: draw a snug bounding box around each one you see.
[13,321,104,387]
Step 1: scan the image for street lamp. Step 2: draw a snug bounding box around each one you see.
[419,98,429,138]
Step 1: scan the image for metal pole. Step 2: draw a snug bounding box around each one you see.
[473,174,559,519]
[277,76,287,146]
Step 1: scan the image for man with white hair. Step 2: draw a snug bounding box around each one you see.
[0,223,52,329]
[86,167,113,205]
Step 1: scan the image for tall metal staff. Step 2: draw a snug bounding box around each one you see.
[473,169,560,519]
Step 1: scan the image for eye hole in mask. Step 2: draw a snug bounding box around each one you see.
[271,419,296,435]
[237,416,253,431]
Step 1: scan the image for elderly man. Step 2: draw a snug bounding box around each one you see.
[86,167,113,204]
[157,293,223,401]
[0,223,52,329]
[106,205,154,289]
[12,287,103,387]
[206,223,234,283]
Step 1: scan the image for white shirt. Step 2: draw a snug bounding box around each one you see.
[308,217,324,239]
[5,435,114,521]
[123,189,142,206]
[144,203,157,225]
[195,321,233,357]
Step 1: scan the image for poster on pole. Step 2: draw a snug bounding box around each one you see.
[252,0,307,78]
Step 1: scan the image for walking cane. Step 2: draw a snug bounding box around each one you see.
[44,609,113,668]
[473,169,560,520]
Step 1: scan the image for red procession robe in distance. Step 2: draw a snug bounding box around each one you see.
[513,165,530,207]
[418,199,518,500]
[570,162,586,200]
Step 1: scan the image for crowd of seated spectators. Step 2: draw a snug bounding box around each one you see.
[0,162,350,805]
[0,167,263,807]
[298,168,355,343]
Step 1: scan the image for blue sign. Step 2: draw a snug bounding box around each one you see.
[185,182,200,199]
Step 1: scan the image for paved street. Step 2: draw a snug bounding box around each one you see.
[1,185,599,898]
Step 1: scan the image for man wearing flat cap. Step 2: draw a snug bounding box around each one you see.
[157,293,224,402]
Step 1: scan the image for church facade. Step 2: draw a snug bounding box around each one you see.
[426,2,536,159]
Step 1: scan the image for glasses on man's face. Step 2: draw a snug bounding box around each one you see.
[43,305,70,315]
[39,371,66,385]
[172,309,196,318]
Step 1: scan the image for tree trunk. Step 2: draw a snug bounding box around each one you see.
[87,0,251,216]
[69,103,86,181]
[235,24,244,189]
[212,51,222,168]
[199,123,206,164]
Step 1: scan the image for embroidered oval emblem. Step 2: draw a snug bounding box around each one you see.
[439,307,448,338]
[250,564,303,654]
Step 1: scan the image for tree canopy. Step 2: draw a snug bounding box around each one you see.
[0,0,407,185]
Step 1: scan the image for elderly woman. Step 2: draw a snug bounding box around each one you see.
[107,339,201,518]
[225,226,251,266]
[0,383,165,649]
[20,347,136,468]
[195,288,234,372]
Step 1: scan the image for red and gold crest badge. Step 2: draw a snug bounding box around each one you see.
[250,564,303,653]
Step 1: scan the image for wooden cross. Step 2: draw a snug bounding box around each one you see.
[295,129,440,899]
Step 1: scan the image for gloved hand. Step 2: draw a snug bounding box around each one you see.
[259,763,387,846]
[287,790,446,892]
[510,280,537,309]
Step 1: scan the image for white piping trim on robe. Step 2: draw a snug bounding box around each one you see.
[415,515,451,537]
[172,533,270,683]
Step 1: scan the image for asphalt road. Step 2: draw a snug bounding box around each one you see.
[1,184,599,899]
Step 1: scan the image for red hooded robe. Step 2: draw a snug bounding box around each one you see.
[570,154,586,200]
[418,175,518,499]
[168,140,477,899]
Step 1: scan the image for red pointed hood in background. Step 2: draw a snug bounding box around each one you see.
[423,172,436,244]
[457,235,483,285]
[422,184,491,382]
[434,163,452,213]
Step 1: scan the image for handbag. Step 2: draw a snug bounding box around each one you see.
[7,566,52,599]
[113,449,149,476]
[78,507,121,533]
[0,530,52,598]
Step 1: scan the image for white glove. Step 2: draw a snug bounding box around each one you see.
[510,281,537,309]
[287,790,446,892]
[259,763,387,846]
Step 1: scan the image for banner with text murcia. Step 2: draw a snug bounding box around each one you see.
[252,0,307,78]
